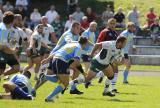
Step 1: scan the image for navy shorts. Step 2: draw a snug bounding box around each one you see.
[11,82,29,99]
[52,58,69,74]
[81,54,92,62]
[0,51,19,70]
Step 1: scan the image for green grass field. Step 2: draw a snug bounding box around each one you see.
[0,63,160,108]
[0,75,160,108]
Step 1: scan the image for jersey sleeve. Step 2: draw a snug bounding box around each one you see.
[97,30,106,43]
[101,41,110,49]
[10,75,17,82]
[49,25,55,33]
[73,47,81,60]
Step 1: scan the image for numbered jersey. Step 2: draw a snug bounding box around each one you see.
[94,41,123,65]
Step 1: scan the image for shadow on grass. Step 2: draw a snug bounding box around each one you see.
[118,92,138,95]
[67,96,98,101]
[126,83,152,87]
[60,101,75,104]
[108,98,136,103]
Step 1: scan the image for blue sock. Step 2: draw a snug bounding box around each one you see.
[46,85,63,100]
[45,75,58,83]
[70,84,77,91]
[123,70,129,82]
[12,86,29,98]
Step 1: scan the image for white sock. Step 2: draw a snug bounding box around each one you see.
[40,63,49,73]
[111,73,118,90]
[104,79,111,93]
[95,71,104,78]
[35,73,38,78]
[68,75,85,87]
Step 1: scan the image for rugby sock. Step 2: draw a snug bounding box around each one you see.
[104,79,111,93]
[123,70,129,82]
[111,73,118,90]
[12,86,30,98]
[70,84,77,91]
[46,85,63,100]
[95,71,104,78]
[70,75,85,91]
[45,75,58,83]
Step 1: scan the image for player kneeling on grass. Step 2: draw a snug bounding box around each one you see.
[41,36,88,102]
[0,71,33,100]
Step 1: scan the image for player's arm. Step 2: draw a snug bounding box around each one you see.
[50,32,58,43]
[41,42,52,50]
[90,43,102,56]
[41,53,55,64]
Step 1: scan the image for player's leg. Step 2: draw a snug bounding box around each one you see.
[23,58,33,72]
[3,81,32,100]
[123,56,131,84]
[69,66,84,95]
[102,65,115,97]
[33,56,41,80]
[45,59,69,102]
[3,54,20,76]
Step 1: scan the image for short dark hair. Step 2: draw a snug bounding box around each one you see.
[116,36,127,43]
[23,71,31,79]
[37,24,43,28]
[71,21,80,28]
[3,11,14,24]
[78,36,88,45]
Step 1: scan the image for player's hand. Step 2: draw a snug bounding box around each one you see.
[41,58,49,65]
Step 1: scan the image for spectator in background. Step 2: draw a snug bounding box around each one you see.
[102,5,114,26]
[3,1,14,12]
[0,9,3,22]
[51,15,63,39]
[0,0,2,4]
[114,7,125,28]
[45,5,58,24]
[14,5,27,25]
[16,0,28,10]
[146,7,157,28]
[81,16,89,30]
[72,6,84,22]
[150,18,160,44]
[0,2,3,11]
[30,8,41,30]
[97,18,118,43]
[85,7,96,23]
[64,14,74,31]
[67,0,78,14]
[127,5,140,28]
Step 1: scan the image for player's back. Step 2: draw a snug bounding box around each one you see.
[54,42,82,62]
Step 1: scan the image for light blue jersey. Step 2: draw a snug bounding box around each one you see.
[0,22,10,46]
[81,28,96,54]
[54,42,82,62]
[10,74,32,95]
[51,29,79,53]
[120,30,134,54]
